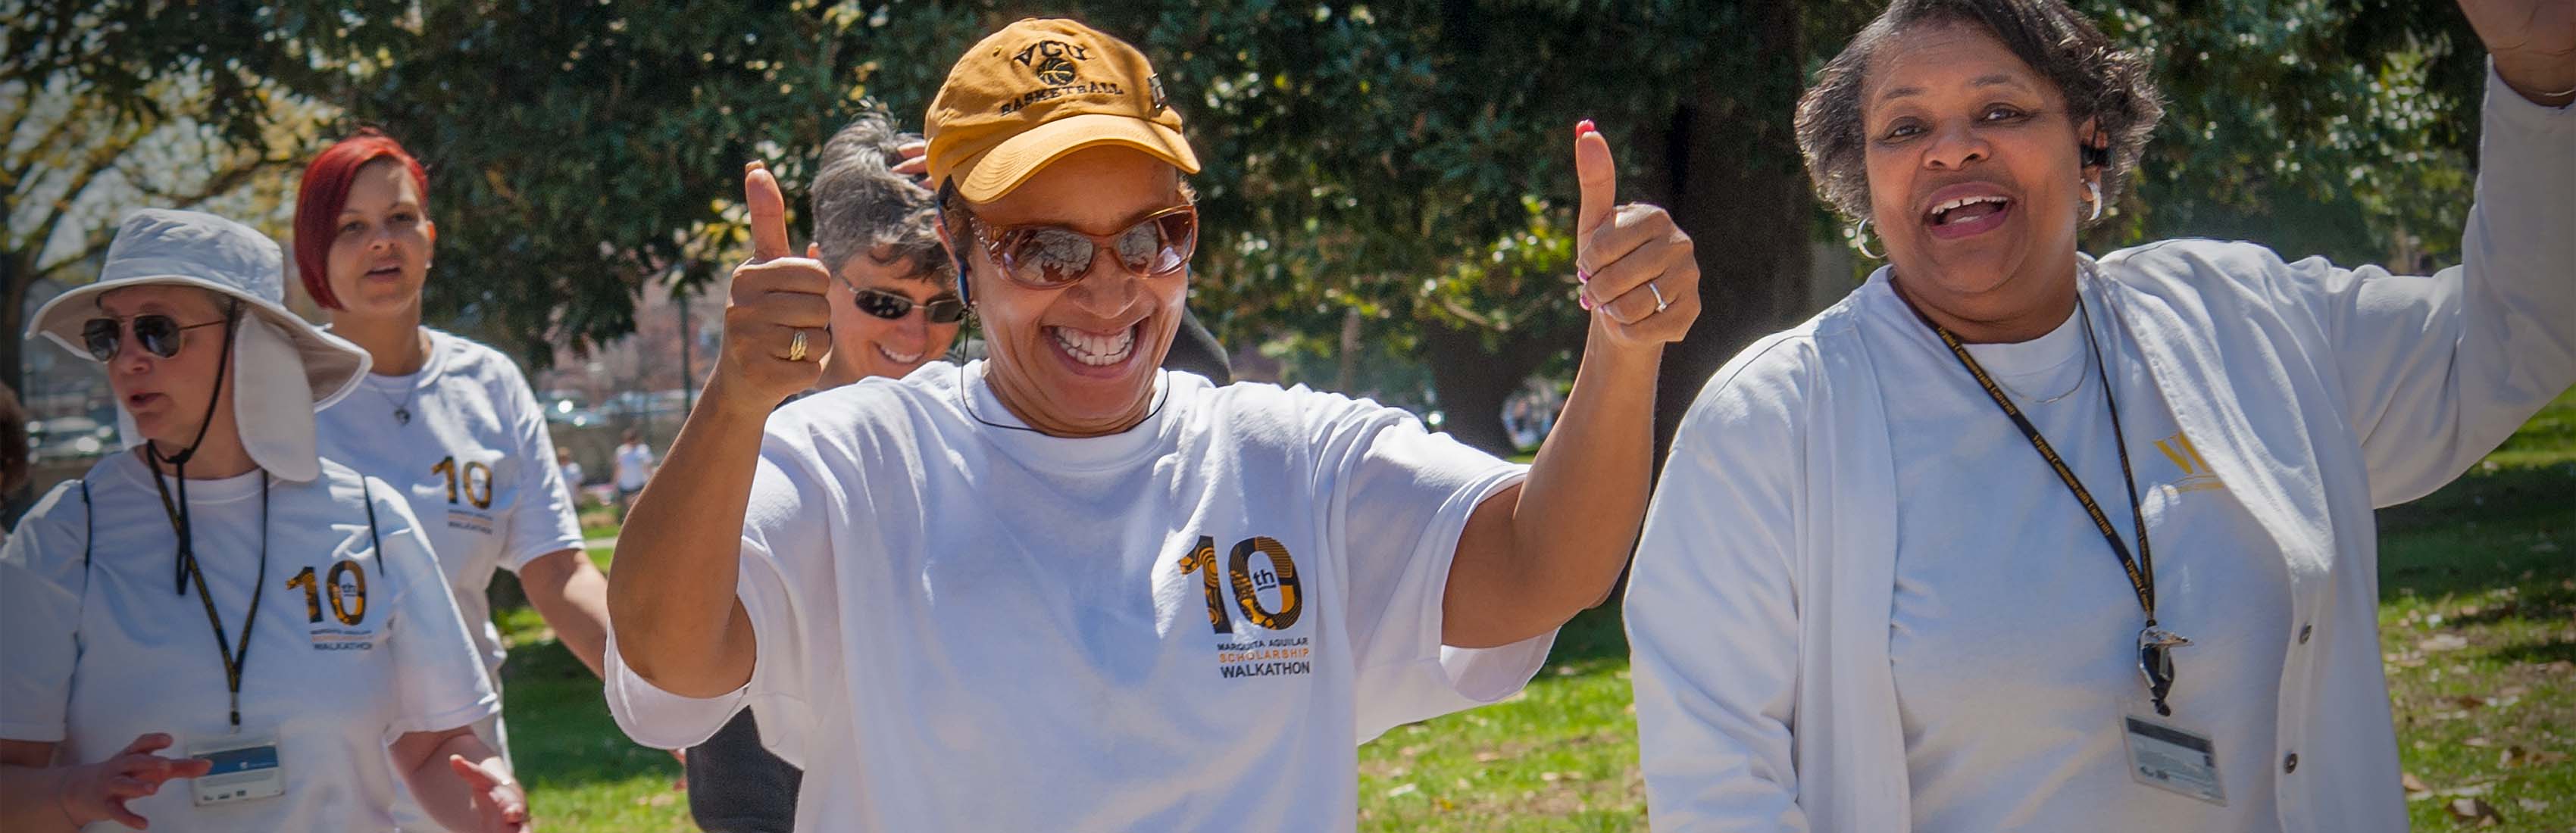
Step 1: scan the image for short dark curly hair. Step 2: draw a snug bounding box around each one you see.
[1793,0,2163,227]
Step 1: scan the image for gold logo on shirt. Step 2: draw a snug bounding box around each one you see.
[2154,433,2226,494]
[1180,534,1313,680]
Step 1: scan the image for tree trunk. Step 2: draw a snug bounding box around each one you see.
[1640,0,1814,469]
[1418,322,1574,457]
[3,254,32,523]
[3,253,27,404]
[1334,307,1362,394]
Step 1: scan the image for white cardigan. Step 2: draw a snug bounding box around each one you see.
[1627,66,2572,833]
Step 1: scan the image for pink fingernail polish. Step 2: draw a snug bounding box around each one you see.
[1580,295,1594,310]
[1575,119,1597,136]
[1577,269,1591,284]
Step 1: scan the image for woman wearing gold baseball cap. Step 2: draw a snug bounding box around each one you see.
[606,17,1699,832]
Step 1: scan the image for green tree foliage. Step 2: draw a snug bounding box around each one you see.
[11,0,2496,456]
[3,0,319,404]
[2087,0,2491,269]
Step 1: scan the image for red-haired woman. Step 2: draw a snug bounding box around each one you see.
[298,129,609,828]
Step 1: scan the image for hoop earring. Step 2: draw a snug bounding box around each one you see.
[2084,180,2104,223]
[1851,219,1884,260]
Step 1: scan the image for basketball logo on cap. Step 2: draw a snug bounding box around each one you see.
[1012,40,1089,87]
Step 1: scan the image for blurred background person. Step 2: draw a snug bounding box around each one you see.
[2,209,526,833]
[555,445,583,509]
[299,129,603,830]
[613,428,654,521]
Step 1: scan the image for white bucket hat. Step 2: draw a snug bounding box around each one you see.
[26,208,371,482]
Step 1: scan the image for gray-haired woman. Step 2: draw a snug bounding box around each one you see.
[1627,0,2571,831]
[806,105,973,388]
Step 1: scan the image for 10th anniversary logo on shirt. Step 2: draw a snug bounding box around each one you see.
[1180,535,1313,679]
[289,558,380,651]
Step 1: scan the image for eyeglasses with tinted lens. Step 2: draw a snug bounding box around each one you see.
[81,314,230,362]
[850,286,969,324]
[969,203,1197,289]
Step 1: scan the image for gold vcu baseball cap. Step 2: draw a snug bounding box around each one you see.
[925,18,1201,203]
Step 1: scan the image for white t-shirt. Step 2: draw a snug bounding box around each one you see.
[316,329,586,681]
[614,444,654,490]
[1865,283,2290,831]
[0,454,499,831]
[560,461,585,493]
[605,361,1552,832]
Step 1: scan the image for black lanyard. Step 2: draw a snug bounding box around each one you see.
[149,465,270,731]
[1901,287,2184,716]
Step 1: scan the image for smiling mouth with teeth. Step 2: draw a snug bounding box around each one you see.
[874,344,924,365]
[1049,323,1138,367]
[1928,195,2011,226]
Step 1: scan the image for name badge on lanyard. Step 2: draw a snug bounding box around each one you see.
[1905,282,2228,803]
[2124,715,2226,805]
[187,729,287,806]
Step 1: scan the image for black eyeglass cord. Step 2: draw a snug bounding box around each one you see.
[140,303,270,730]
[955,361,1170,435]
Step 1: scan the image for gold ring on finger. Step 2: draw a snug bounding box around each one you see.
[787,329,809,362]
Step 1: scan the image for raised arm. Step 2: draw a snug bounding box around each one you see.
[2309,6,2574,506]
[1443,122,1702,648]
[605,161,833,697]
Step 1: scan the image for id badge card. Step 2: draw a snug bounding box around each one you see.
[187,729,286,806]
[2123,714,2225,805]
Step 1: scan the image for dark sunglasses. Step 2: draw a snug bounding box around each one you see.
[967,203,1197,289]
[82,314,230,362]
[850,286,969,324]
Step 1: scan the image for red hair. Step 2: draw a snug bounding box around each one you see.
[294,129,429,310]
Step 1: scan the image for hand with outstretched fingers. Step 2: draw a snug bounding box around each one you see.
[447,753,531,833]
[709,161,834,412]
[2459,0,2576,105]
[52,732,211,829]
[1573,120,1702,350]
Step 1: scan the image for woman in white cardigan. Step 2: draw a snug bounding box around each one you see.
[1625,0,2572,831]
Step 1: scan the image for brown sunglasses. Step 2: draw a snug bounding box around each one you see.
[965,204,1197,289]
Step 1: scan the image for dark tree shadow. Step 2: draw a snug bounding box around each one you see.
[2375,462,2575,604]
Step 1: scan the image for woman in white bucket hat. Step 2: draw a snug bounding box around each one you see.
[0,209,530,831]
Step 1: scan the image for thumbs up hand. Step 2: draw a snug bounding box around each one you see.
[1572,120,1699,351]
[710,161,833,410]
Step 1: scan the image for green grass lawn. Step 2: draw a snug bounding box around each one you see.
[499,393,2575,831]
